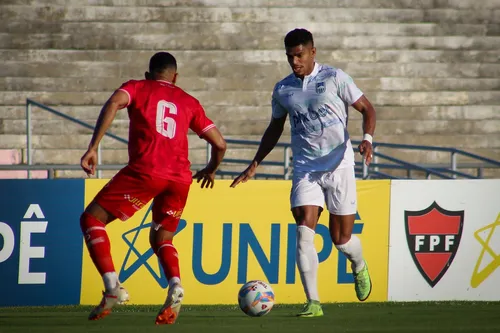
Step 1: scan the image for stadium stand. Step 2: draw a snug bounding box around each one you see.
[0,0,499,178]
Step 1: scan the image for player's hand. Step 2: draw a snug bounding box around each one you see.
[230,162,258,188]
[80,148,98,176]
[358,140,373,166]
[193,167,216,189]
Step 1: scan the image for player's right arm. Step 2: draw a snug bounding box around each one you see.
[189,100,227,188]
[80,85,131,176]
[230,88,287,188]
[194,127,227,188]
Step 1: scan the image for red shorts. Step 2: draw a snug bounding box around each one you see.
[93,166,190,232]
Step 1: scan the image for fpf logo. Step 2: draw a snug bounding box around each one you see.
[404,201,464,287]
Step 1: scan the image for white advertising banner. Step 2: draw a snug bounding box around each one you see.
[388,179,500,301]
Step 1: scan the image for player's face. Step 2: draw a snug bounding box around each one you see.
[285,43,316,78]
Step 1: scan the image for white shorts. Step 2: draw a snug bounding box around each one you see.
[290,166,357,215]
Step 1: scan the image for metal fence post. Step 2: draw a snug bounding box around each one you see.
[450,151,457,179]
[206,142,211,165]
[284,147,290,180]
[26,101,32,179]
[362,161,368,179]
[97,143,102,179]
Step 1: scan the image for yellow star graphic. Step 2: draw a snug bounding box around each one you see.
[471,213,500,288]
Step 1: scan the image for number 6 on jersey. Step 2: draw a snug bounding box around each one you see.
[156,100,177,138]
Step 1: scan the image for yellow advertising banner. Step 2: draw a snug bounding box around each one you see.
[81,179,390,305]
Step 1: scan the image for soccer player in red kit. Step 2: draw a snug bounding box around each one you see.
[79,52,226,324]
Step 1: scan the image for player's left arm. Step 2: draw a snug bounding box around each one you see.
[336,69,377,166]
[81,90,129,175]
[352,95,376,166]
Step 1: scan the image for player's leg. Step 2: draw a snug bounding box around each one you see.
[82,202,131,320]
[80,203,118,292]
[325,166,372,301]
[290,173,324,317]
[150,181,190,325]
[83,167,154,320]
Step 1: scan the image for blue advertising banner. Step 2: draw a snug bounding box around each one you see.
[0,180,84,306]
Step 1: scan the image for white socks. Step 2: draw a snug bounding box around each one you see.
[335,235,365,274]
[169,276,181,289]
[103,271,119,292]
[296,225,319,302]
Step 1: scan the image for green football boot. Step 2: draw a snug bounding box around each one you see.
[296,300,324,317]
[354,260,372,301]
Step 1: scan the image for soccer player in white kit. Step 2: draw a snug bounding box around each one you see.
[231,28,376,317]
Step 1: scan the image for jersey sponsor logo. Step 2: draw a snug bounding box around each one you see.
[404,201,464,287]
[124,194,145,209]
[316,82,326,94]
[471,213,500,288]
[166,209,183,219]
[291,105,338,135]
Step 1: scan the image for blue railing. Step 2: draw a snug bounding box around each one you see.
[25,99,128,178]
[15,99,500,180]
[219,139,500,180]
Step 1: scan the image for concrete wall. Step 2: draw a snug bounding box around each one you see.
[0,0,499,178]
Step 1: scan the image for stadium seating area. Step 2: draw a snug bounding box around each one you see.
[0,0,499,178]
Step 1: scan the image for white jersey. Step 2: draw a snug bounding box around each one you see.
[272,63,363,173]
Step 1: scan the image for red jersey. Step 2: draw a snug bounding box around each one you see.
[118,79,215,184]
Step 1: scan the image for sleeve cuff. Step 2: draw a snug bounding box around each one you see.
[118,89,131,107]
[198,124,216,136]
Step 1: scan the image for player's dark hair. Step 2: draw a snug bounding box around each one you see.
[284,28,314,48]
[149,52,177,74]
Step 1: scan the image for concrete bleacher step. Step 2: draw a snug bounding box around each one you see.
[2,77,500,93]
[2,91,500,107]
[2,105,499,123]
[2,131,498,152]
[3,33,500,50]
[0,133,224,150]
[22,146,285,165]
[0,6,432,24]
[0,133,500,154]
[21,146,498,175]
[1,4,498,24]
[2,49,499,64]
[3,21,496,37]
[1,133,497,154]
[3,61,500,80]
[4,118,498,137]
[3,0,500,9]
[0,0,498,178]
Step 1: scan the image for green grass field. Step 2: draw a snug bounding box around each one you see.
[1,302,499,333]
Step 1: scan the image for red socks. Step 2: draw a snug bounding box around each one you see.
[80,212,180,286]
[156,240,180,281]
[80,212,115,275]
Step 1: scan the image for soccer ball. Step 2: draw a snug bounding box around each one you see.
[237,280,275,317]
